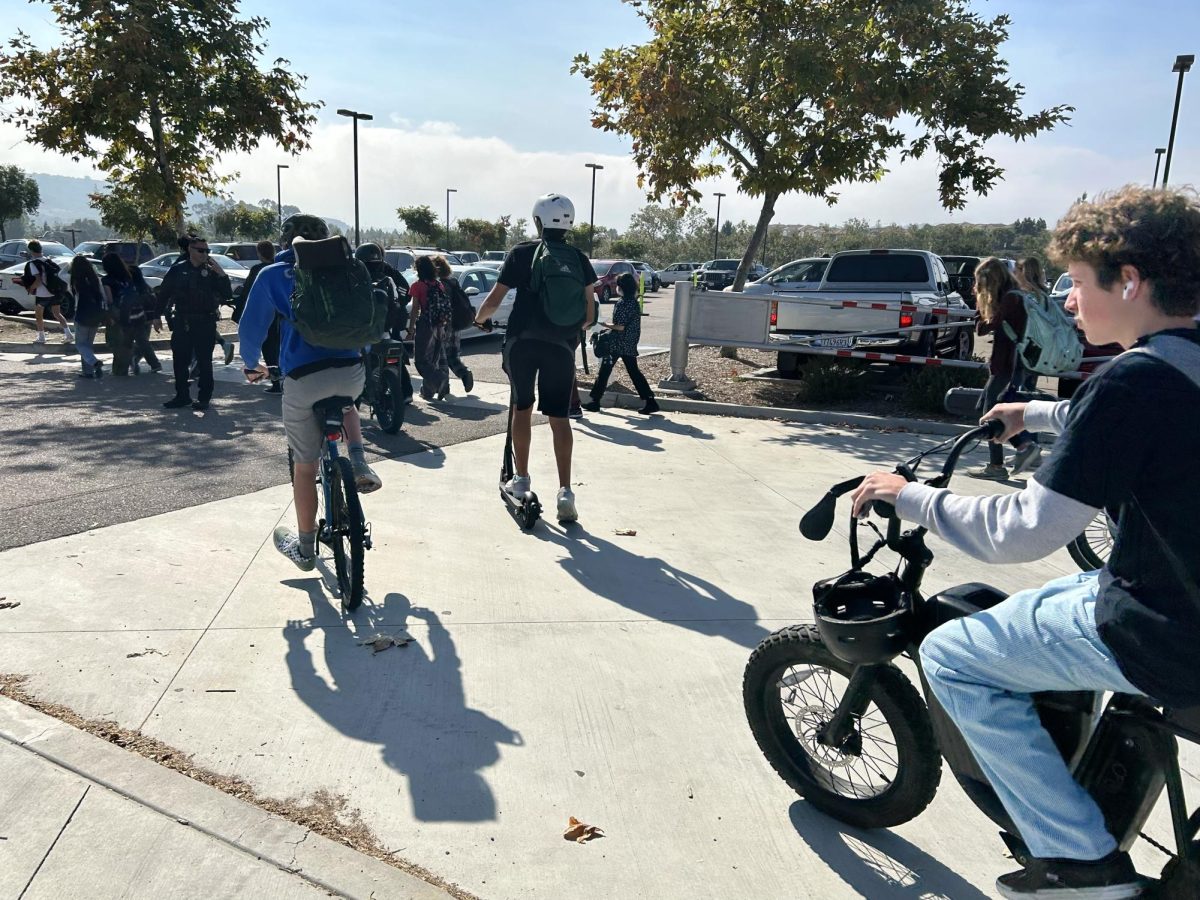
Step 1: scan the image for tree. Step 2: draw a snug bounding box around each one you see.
[0,165,40,241]
[210,202,277,240]
[397,205,441,243]
[0,0,319,234]
[90,167,177,244]
[573,0,1071,296]
[455,217,508,253]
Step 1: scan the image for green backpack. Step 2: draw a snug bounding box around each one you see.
[529,240,587,332]
[290,237,387,350]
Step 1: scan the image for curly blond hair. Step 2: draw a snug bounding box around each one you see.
[1049,185,1200,316]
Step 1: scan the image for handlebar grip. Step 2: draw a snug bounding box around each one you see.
[982,418,1005,440]
[872,499,897,519]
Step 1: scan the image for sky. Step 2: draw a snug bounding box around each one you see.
[1,0,1199,232]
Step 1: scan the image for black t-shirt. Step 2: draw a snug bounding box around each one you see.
[1034,328,1200,705]
[499,239,596,347]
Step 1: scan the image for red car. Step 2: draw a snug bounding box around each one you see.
[591,259,638,303]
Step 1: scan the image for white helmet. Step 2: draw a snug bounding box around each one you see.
[532,193,576,230]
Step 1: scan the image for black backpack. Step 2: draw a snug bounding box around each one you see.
[114,278,147,326]
[447,278,475,331]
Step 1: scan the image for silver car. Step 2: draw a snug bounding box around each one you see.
[401,265,515,340]
[734,257,829,295]
[657,261,701,285]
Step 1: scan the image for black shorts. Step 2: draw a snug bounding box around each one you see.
[34,294,61,309]
[505,339,574,418]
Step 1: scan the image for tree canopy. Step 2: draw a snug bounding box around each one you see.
[0,165,40,241]
[573,0,1071,291]
[397,205,440,243]
[0,0,320,233]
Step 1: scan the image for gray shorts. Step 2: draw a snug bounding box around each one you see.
[282,364,365,463]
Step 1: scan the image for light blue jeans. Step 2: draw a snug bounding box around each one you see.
[75,324,99,369]
[919,570,1141,860]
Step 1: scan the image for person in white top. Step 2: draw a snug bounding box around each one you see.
[25,240,74,344]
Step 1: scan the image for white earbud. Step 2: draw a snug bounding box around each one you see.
[1124,281,1134,300]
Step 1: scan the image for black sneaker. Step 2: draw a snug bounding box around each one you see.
[192,399,210,411]
[583,400,602,413]
[163,396,191,409]
[223,341,236,366]
[997,851,1146,899]
[639,399,661,415]
[461,370,474,393]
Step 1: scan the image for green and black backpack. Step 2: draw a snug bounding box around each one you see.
[529,241,588,335]
[290,237,387,350]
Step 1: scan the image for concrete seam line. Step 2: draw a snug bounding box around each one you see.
[0,721,356,899]
[18,782,90,900]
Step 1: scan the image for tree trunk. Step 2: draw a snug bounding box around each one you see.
[148,99,185,235]
[0,220,6,241]
[719,190,779,359]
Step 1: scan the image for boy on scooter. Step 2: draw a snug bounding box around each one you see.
[851,185,1200,899]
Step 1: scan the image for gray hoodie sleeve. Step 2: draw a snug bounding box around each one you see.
[894,478,1099,564]
[1024,399,1071,435]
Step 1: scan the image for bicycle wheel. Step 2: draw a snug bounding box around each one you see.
[1067,511,1115,572]
[375,368,405,434]
[328,456,366,611]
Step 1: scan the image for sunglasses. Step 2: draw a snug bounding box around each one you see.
[192,247,211,254]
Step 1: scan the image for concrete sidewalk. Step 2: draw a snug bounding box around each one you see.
[1,406,1192,898]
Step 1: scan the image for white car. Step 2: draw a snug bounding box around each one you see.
[401,265,514,340]
[731,257,830,295]
[0,255,86,314]
[657,261,701,285]
[139,253,250,290]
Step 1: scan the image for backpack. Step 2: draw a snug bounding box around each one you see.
[425,278,453,328]
[529,241,587,332]
[370,274,399,339]
[447,278,476,331]
[590,328,617,360]
[114,278,146,326]
[1002,291,1083,375]
[23,258,67,296]
[290,237,386,350]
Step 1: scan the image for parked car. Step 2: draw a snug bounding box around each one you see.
[139,253,250,296]
[771,249,974,375]
[1050,272,1072,304]
[939,255,981,309]
[453,250,481,264]
[591,259,638,302]
[476,259,504,271]
[736,257,829,296]
[384,247,462,272]
[73,240,155,266]
[0,254,101,314]
[695,258,745,291]
[657,261,701,285]
[0,239,72,269]
[631,261,661,292]
[209,242,269,265]
[401,265,515,339]
[481,250,507,262]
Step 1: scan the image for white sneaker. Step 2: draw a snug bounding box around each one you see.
[504,475,531,500]
[557,488,578,523]
[273,526,316,572]
[33,332,46,344]
[62,327,74,343]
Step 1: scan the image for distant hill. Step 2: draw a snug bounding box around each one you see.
[28,173,107,225]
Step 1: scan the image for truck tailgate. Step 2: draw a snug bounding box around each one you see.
[771,291,908,343]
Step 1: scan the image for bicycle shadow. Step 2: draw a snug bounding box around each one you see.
[282,586,522,823]
[787,802,992,900]
[532,523,768,649]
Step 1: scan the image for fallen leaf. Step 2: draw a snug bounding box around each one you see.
[614,529,637,537]
[126,648,168,659]
[0,602,19,611]
[358,634,414,654]
[563,816,605,844]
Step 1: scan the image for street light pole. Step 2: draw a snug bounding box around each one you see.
[712,192,726,259]
[585,162,604,256]
[336,108,374,245]
[445,188,457,248]
[276,164,289,230]
[1153,148,1167,187]
[64,227,79,248]
[1162,54,1194,188]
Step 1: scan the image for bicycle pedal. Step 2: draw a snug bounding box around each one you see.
[363,521,373,550]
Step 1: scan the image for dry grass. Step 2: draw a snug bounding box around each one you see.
[0,674,480,900]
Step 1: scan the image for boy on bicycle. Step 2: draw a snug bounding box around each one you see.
[238,214,382,571]
[851,186,1200,898]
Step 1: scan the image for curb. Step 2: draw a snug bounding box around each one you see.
[0,695,451,899]
[597,390,974,436]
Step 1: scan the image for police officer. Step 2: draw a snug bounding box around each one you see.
[157,235,232,410]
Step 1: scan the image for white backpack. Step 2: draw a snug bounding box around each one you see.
[1003,291,1083,375]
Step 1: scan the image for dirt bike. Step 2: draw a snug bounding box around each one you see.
[742,420,1200,896]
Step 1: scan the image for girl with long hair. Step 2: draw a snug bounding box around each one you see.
[70,255,105,378]
[100,252,160,376]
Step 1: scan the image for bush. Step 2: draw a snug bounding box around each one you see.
[795,358,872,405]
[902,365,988,416]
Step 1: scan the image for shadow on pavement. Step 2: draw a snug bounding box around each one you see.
[575,417,665,451]
[764,422,978,471]
[787,802,992,900]
[534,523,769,649]
[283,586,522,822]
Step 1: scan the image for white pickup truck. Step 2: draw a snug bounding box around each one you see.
[768,249,974,375]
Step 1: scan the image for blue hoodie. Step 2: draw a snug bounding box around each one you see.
[237,248,362,376]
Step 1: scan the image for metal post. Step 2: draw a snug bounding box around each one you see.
[337,108,373,245]
[1162,55,1194,188]
[276,164,289,229]
[445,188,457,248]
[585,163,603,256]
[713,192,726,259]
[661,280,696,391]
[1153,148,1167,187]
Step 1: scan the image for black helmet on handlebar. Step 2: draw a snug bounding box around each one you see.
[813,570,914,665]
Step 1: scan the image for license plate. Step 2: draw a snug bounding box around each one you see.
[812,336,854,349]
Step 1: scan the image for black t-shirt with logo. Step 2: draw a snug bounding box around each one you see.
[499,239,596,348]
[1034,328,1200,705]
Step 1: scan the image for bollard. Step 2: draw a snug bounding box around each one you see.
[660,281,696,391]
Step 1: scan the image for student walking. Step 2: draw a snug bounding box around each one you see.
[23,240,73,344]
[69,255,105,378]
[100,253,159,376]
[235,240,282,392]
[431,255,475,394]
[584,273,659,414]
[408,255,456,401]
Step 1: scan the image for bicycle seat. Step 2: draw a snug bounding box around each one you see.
[311,396,355,437]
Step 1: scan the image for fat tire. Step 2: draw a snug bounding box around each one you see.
[376,368,405,434]
[1153,840,1200,899]
[1067,534,1105,572]
[743,624,942,829]
[329,457,366,611]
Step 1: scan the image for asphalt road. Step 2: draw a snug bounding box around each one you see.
[2,288,682,551]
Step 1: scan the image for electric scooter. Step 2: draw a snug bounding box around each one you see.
[499,384,542,530]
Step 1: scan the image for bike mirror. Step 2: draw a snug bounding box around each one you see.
[799,492,837,541]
